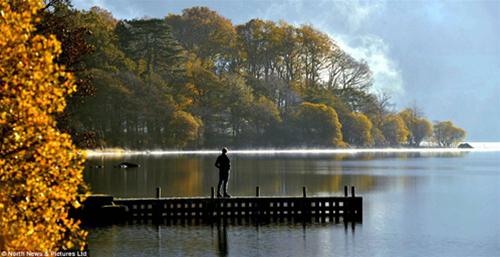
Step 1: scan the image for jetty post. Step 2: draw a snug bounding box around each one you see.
[78,185,363,225]
[156,187,161,199]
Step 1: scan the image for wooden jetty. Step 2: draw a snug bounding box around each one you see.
[78,186,362,225]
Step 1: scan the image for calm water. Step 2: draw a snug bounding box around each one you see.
[84,151,500,257]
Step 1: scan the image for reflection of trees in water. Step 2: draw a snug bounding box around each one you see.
[84,152,465,197]
[313,151,467,161]
[230,158,377,195]
[371,151,468,160]
[168,157,204,196]
[84,156,205,197]
[232,151,469,162]
[231,155,438,195]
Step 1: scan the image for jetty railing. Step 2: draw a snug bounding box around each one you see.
[78,186,362,224]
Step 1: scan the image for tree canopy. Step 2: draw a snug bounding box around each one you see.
[36,4,466,149]
[399,108,433,147]
[0,0,87,250]
[381,114,409,146]
[433,121,466,147]
[290,102,344,147]
[0,0,472,251]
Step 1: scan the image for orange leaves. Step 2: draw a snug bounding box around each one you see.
[0,0,87,252]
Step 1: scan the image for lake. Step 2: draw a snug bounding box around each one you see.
[84,150,500,257]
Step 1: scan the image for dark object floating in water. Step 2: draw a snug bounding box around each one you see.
[94,165,104,168]
[458,143,473,148]
[115,162,140,168]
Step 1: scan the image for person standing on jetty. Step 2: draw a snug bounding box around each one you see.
[215,147,231,198]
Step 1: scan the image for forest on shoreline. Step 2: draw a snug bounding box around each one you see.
[41,1,466,149]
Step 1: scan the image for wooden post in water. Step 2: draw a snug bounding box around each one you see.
[156,187,161,199]
[355,196,363,222]
[302,186,308,220]
[344,185,350,219]
[351,186,356,197]
[208,187,215,220]
[154,187,162,221]
[255,186,261,218]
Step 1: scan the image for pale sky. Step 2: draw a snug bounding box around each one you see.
[71,0,500,141]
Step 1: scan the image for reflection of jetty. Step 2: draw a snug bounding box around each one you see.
[78,186,362,224]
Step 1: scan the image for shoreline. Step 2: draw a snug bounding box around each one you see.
[83,145,500,157]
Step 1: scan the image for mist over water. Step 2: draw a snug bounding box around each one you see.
[86,142,500,157]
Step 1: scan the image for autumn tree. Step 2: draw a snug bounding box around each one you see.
[343,112,374,147]
[413,118,433,146]
[36,5,466,149]
[236,19,281,80]
[399,108,433,146]
[290,102,344,147]
[166,7,237,72]
[381,115,410,146]
[222,74,254,142]
[248,96,282,145]
[36,1,97,147]
[0,0,87,251]
[297,25,332,87]
[166,111,202,148]
[58,7,196,149]
[433,121,466,147]
[326,48,372,93]
[184,59,225,146]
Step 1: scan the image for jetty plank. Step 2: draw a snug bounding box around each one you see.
[79,186,362,224]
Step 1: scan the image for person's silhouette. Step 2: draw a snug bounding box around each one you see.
[215,147,231,197]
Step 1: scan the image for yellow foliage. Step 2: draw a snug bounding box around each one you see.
[0,0,87,251]
[345,112,373,147]
[433,121,466,147]
[382,114,410,146]
[169,111,202,148]
[294,102,345,147]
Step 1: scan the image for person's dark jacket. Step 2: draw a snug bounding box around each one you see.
[215,154,230,171]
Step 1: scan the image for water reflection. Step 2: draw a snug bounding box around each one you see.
[216,223,228,257]
[84,152,468,198]
[88,221,360,257]
[157,226,162,257]
[86,151,500,257]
